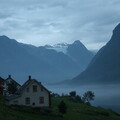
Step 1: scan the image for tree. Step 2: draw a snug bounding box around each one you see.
[7,81,18,94]
[69,91,76,97]
[58,100,67,114]
[82,91,95,104]
[75,95,83,103]
[0,77,4,95]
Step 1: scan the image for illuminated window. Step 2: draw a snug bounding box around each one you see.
[39,97,44,104]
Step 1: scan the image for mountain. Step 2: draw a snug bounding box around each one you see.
[72,23,120,85]
[67,40,94,69]
[0,36,94,84]
[45,40,94,68]
[0,36,51,83]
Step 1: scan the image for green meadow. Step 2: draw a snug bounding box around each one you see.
[0,95,120,120]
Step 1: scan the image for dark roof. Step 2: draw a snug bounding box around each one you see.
[0,77,4,84]
[6,94,21,101]
[0,77,4,80]
[16,79,50,94]
[6,77,21,87]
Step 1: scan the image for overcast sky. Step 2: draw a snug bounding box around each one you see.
[0,0,120,51]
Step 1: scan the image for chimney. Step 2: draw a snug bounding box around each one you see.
[8,75,11,79]
[28,75,31,80]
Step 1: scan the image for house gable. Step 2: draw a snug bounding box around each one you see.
[19,79,50,94]
[6,75,21,88]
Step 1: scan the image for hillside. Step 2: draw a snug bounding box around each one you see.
[72,23,120,85]
[0,95,120,120]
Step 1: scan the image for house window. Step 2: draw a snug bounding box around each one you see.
[26,87,29,92]
[13,100,18,104]
[25,97,30,104]
[39,97,44,104]
[2,82,4,86]
[41,87,43,92]
[33,85,37,92]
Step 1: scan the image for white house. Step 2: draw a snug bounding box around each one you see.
[6,76,51,108]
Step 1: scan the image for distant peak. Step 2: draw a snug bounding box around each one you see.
[74,40,81,44]
[72,40,85,47]
[74,40,80,43]
[113,23,120,37]
[0,35,18,44]
[114,23,120,31]
[0,35,9,39]
[44,44,53,48]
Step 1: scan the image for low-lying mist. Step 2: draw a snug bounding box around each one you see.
[46,84,120,113]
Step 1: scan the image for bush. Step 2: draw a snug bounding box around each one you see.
[82,91,95,105]
[58,101,67,114]
[76,95,83,103]
[69,91,76,97]
[85,102,91,106]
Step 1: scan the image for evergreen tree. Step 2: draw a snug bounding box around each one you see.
[82,91,95,105]
[69,91,76,97]
[58,100,67,114]
[7,81,17,94]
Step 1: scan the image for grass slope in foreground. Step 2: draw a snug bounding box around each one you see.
[0,95,120,120]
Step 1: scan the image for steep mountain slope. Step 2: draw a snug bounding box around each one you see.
[72,23,120,85]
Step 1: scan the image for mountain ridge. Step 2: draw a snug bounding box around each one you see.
[71,23,120,85]
[0,36,94,84]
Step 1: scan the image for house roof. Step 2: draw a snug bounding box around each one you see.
[6,77,51,101]
[0,77,4,84]
[16,79,50,94]
[16,79,50,95]
[6,75,21,87]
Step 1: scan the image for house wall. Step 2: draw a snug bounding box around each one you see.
[9,81,50,107]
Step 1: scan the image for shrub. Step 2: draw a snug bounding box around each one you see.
[69,91,76,97]
[58,101,67,114]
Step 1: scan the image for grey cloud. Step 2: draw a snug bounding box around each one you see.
[0,12,12,19]
[0,0,120,51]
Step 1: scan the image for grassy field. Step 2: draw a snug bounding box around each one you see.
[0,95,120,120]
